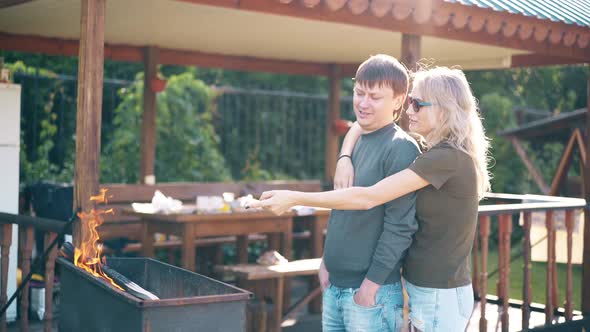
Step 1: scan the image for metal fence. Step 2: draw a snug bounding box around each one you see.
[14,72,354,182]
[215,87,353,180]
[13,71,130,174]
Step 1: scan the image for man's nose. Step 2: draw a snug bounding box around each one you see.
[359,96,370,107]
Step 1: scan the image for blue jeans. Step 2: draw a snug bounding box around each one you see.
[404,279,474,332]
[322,282,404,332]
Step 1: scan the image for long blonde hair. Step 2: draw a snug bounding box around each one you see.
[412,67,491,199]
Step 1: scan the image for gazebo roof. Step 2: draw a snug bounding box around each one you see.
[452,0,590,28]
[0,0,588,76]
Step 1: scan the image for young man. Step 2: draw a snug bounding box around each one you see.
[320,54,420,331]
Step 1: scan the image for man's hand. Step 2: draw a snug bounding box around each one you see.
[319,259,330,290]
[353,278,380,307]
[333,157,354,190]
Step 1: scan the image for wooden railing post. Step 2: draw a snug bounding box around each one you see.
[479,215,490,332]
[0,224,12,332]
[497,216,505,301]
[43,232,58,332]
[545,210,555,324]
[18,226,34,332]
[522,212,532,330]
[500,214,512,332]
[564,210,574,321]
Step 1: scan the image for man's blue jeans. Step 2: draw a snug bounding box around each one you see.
[322,282,404,332]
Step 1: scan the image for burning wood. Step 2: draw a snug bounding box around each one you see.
[61,242,159,300]
[60,189,159,300]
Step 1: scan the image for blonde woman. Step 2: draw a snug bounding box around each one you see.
[251,67,490,331]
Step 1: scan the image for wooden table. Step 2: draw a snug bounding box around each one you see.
[126,207,330,314]
[126,209,299,272]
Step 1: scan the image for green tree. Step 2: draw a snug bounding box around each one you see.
[100,72,232,183]
[480,93,531,194]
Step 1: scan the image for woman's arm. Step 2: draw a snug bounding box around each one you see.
[340,121,362,155]
[255,168,429,215]
[334,122,362,189]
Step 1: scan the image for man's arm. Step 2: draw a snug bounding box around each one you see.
[355,140,420,306]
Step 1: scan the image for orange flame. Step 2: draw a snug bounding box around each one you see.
[74,189,124,291]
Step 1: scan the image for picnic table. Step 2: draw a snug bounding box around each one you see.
[124,207,330,271]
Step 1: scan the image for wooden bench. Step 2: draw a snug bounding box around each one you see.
[216,258,322,332]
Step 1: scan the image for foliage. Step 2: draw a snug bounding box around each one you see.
[467,65,588,195]
[4,61,75,184]
[480,93,532,194]
[4,51,589,187]
[100,72,232,183]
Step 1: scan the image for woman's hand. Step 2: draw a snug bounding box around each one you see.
[248,190,298,215]
[333,157,354,189]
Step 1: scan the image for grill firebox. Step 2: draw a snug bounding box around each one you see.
[57,257,251,331]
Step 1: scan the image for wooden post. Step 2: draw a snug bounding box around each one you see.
[400,34,421,131]
[18,226,33,332]
[0,224,12,332]
[583,67,590,314]
[565,210,574,321]
[479,215,490,332]
[324,65,340,186]
[522,212,532,330]
[43,232,58,332]
[500,214,512,332]
[73,0,106,247]
[545,210,555,324]
[140,46,159,184]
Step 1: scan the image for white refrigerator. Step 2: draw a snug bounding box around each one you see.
[0,83,20,322]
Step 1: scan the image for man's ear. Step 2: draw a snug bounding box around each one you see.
[393,94,405,111]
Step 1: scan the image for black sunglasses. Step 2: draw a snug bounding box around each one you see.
[408,96,433,112]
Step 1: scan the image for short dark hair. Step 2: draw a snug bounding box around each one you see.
[355,54,409,121]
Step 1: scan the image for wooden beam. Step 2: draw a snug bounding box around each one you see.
[0,32,333,76]
[549,129,579,195]
[158,48,331,76]
[140,47,158,184]
[0,0,34,9]
[508,137,550,194]
[575,129,587,164]
[400,33,420,131]
[401,33,421,71]
[73,0,105,247]
[324,65,340,186]
[511,54,586,68]
[583,67,590,315]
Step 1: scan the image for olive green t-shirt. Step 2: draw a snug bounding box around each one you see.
[404,141,479,288]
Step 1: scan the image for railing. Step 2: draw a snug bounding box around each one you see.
[0,193,587,331]
[476,193,587,331]
[0,213,67,332]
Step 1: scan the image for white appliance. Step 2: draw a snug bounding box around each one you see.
[0,83,21,322]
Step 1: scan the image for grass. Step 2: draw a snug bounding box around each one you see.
[480,247,582,311]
